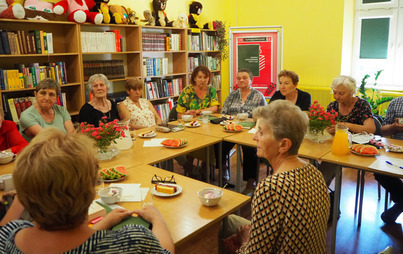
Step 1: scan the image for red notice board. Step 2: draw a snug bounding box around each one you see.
[229,27,282,98]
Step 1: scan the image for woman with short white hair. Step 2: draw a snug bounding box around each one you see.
[219,100,329,254]
[79,74,120,127]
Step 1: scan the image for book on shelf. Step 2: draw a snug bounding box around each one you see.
[0,29,11,55]
[143,57,169,77]
[144,77,183,100]
[153,98,174,121]
[46,33,53,54]
[188,55,220,72]
[5,97,35,123]
[81,31,121,53]
[212,74,221,90]
[83,60,124,81]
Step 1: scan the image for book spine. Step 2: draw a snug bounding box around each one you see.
[9,98,19,123]
[43,32,48,54]
[46,33,53,54]
[0,29,11,54]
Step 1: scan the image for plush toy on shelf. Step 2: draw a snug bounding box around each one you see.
[0,0,25,19]
[91,0,120,24]
[23,0,67,21]
[188,1,210,29]
[53,0,103,24]
[141,9,154,26]
[126,7,139,25]
[152,0,176,27]
[109,5,128,24]
[177,13,187,28]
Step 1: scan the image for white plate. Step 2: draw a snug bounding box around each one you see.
[103,176,127,183]
[185,123,201,128]
[151,184,182,197]
[138,132,157,138]
[352,133,374,144]
[220,121,235,126]
[163,143,187,149]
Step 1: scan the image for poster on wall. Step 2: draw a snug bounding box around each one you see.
[229,27,282,98]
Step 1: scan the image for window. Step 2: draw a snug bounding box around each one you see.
[351,0,403,88]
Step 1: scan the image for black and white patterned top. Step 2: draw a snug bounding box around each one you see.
[221,89,266,117]
[383,96,403,140]
[238,163,329,254]
[0,220,171,254]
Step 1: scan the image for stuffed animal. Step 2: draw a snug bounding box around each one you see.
[126,7,138,25]
[152,0,176,27]
[91,0,120,24]
[109,5,129,24]
[188,1,210,29]
[141,9,154,26]
[177,13,187,28]
[53,0,103,24]
[23,0,66,21]
[0,0,25,19]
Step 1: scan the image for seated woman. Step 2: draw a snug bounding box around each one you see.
[269,70,311,111]
[19,78,75,142]
[0,109,28,153]
[79,74,120,127]
[176,65,220,117]
[320,75,376,186]
[0,128,174,253]
[219,100,329,253]
[176,65,220,177]
[218,68,266,193]
[118,78,162,130]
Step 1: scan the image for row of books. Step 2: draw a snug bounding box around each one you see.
[81,30,122,53]
[83,60,125,81]
[211,74,221,90]
[0,62,67,90]
[188,55,221,72]
[2,93,66,123]
[153,98,175,121]
[143,58,169,77]
[188,32,218,51]
[145,77,183,100]
[142,33,182,51]
[0,29,53,55]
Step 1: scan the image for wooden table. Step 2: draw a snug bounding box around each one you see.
[108,164,250,252]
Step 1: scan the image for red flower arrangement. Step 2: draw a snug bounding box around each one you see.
[80,117,127,153]
[308,101,338,134]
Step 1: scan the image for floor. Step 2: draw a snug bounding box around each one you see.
[169,149,403,254]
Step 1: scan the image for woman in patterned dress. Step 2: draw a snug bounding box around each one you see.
[0,128,174,254]
[219,100,329,254]
[118,78,162,130]
[176,65,220,118]
[320,75,376,186]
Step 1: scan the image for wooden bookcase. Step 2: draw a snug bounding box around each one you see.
[0,19,222,122]
[0,19,82,116]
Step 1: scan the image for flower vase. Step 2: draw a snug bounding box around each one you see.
[306,128,331,143]
[96,143,120,161]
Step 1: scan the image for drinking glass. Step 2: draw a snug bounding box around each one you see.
[95,175,105,193]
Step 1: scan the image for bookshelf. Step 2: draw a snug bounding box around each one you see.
[0,19,82,120]
[0,19,222,123]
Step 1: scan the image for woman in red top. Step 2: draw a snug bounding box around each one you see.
[0,111,28,154]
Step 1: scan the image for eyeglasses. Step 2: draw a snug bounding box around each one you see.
[151,174,176,184]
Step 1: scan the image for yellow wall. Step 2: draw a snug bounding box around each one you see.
[111,0,346,100]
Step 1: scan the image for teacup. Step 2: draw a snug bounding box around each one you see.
[181,115,193,122]
[237,113,248,121]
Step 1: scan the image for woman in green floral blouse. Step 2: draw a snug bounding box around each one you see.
[177,65,220,118]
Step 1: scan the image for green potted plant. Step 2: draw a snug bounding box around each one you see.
[213,20,228,60]
[357,70,394,121]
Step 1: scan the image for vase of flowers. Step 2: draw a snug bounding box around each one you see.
[306,101,337,143]
[79,117,127,160]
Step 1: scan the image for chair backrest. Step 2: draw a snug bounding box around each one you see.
[168,105,178,121]
[374,117,382,136]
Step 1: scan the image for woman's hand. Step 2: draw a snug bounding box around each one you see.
[326,125,336,134]
[91,208,135,230]
[1,190,17,205]
[133,205,163,224]
[185,110,198,117]
[394,118,403,132]
[222,224,250,252]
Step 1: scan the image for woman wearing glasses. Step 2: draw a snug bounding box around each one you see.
[19,78,75,142]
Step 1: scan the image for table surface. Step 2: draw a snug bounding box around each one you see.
[106,164,250,246]
[321,138,403,177]
[223,129,334,160]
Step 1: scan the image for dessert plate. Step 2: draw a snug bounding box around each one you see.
[151,184,182,197]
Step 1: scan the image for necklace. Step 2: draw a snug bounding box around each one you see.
[92,99,111,120]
